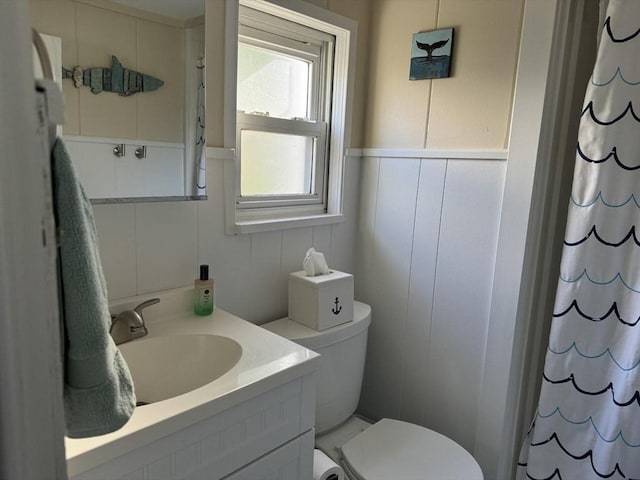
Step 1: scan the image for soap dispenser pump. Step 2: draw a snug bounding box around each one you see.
[194,264,214,315]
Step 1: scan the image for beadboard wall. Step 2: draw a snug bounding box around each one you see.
[93,148,507,442]
[92,150,360,324]
[65,136,185,199]
[354,151,507,455]
[92,147,508,462]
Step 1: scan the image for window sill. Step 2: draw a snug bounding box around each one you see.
[232,213,344,234]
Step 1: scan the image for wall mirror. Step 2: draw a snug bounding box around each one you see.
[30,0,206,202]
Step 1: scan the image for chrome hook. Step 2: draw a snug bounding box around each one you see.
[134,146,147,159]
[113,144,125,157]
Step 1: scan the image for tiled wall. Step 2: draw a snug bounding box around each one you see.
[355,154,506,455]
[92,153,360,324]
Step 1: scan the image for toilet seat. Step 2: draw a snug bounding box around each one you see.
[340,419,483,480]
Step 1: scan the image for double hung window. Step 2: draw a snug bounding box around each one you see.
[236,6,334,214]
[225,0,355,233]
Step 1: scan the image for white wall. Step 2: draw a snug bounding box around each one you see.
[353,4,581,479]
[355,153,506,453]
[357,0,528,476]
[92,152,360,323]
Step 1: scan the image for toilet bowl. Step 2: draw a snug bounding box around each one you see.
[261,301,483,480]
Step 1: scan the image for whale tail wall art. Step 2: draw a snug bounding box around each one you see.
[409,27,454,80]
[62,55,164,96]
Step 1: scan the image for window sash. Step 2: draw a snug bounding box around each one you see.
[239,6,335,49]
[237,35,320,122]
[236,113,328,209]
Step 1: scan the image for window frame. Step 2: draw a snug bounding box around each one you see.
[223,0,357,234]
[236,6,333,211]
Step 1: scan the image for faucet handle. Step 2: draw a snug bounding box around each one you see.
[134,298,160,315]
[110,299,159,345]
[110,309,146,345]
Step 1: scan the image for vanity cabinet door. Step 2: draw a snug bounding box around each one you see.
[222,429,314,480]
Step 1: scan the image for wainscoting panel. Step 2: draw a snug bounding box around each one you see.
[355,156,381,303]
[135,202,198,295]
[281,228,314,278]
[93,151,360,326]
[250,231,287,324]
[93,204,137,300]
[400,160,447,426]
[361,157,422,418]
[356,153,506,455]
[426,159,506,451]
[65,136,185,199]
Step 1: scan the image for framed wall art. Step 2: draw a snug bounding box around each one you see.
[409,27,454,80]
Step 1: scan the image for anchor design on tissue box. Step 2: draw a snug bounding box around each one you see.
[288,268,353,331]
[332,297,342,315]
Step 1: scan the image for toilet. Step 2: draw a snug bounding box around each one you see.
[262,301,484,480]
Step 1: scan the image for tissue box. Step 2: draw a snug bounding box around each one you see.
[288,270,354,331]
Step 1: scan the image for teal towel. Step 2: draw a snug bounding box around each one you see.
[52,139,135,438]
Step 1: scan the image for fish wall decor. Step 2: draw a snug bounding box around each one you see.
[62,55,164,96]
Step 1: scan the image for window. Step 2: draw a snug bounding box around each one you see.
[224,0,356,233]
[236,6,333,212]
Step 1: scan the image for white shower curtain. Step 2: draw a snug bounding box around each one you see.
[517,1,640,478]
[195,56,206,196]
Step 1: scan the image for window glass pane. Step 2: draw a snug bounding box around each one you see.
[240,131,315,196]
[237,43,310,120]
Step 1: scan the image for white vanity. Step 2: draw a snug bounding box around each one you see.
[66,288,319,480]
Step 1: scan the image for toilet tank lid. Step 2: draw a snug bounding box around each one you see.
[261,301,371,350]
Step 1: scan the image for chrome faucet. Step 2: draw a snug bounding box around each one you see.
[110,298,160,345]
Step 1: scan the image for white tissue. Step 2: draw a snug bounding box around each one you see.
[303,247,330,276]
[313,449,344,480]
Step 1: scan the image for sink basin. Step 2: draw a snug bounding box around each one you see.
[118,334,242,404]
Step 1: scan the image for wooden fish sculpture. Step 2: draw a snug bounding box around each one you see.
[62,55,164,96]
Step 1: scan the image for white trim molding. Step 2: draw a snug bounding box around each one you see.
[1,2,67,478]
[352,148,508,160]
[64,135,184,149]
[474,2,560,476]
[206,146,235,160]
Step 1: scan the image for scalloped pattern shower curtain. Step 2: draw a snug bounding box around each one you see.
[517,1,640,479]
[196,57,206,196]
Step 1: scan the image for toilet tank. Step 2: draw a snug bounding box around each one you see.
[261,301,371,434]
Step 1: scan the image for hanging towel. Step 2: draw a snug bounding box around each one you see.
[51,138,135,438]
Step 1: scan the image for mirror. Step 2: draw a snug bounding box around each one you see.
[30,0,206,202]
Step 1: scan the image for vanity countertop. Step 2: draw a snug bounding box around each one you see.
[65,287,319,477]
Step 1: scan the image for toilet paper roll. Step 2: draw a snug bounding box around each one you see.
[313,449,345,480]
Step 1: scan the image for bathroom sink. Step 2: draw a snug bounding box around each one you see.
[118,334,242,404]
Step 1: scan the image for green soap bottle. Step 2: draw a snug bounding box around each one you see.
[194,264,214,315]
